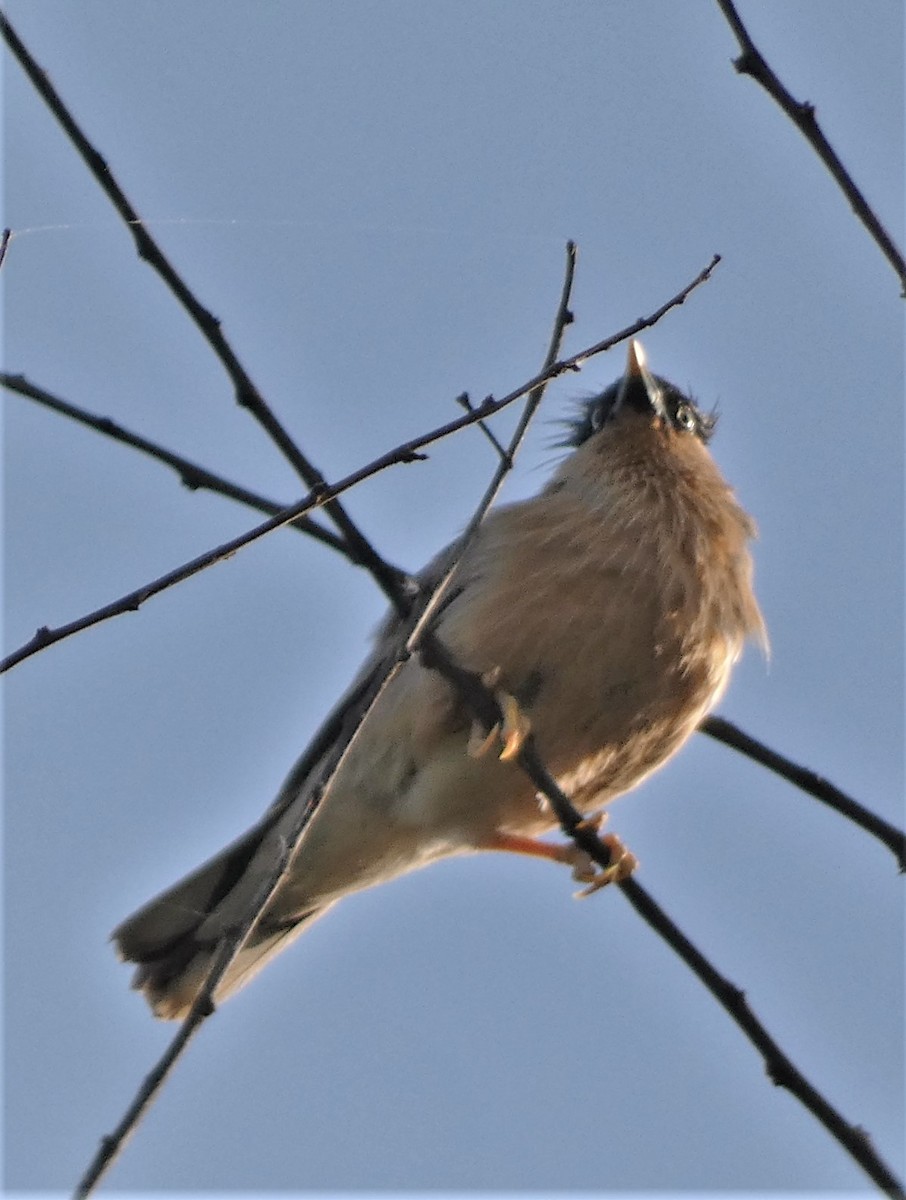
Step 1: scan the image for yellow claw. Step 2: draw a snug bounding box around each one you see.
[573,832,639,898]
[467,677,532,762]
[497,691,532,761]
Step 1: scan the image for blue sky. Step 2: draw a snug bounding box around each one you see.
[4,1,903,1195]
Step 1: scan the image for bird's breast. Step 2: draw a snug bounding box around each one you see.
[418,473,757,830]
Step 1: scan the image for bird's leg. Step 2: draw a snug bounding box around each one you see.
[483,830,589,867]
[483,815,638,896]
[467,673,532,762]
[466,677,636,892]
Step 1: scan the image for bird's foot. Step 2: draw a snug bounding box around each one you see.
[467,674,532,762]
[483,815,637,894]
[571,830,639,897]
[562,813,607,881]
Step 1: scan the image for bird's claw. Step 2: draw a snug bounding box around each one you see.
[496,690,532,761]
[467,677,532,762]
[572,831,638,897]
[566,813,606,880]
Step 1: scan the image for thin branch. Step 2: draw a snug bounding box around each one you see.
[702,716,906,870]
[0,14,405,606]
[408,240,578,646]
[70,644,906,1199]
[3,252,720,675]
[714,0,906,296]
[75,655,403,1199]
[74,244,580,1195]
[455,392,513,462]
[1,441,410,676]
[1,373,354,556]
[618,874,904,1199]
[75,868,282,1200]
[0,226,10,270]
[403,653,905,1199]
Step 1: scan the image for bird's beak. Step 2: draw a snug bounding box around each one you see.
[615,339,668,422]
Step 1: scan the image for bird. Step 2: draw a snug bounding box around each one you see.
[113,340,765,1019]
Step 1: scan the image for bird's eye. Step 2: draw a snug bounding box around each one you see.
[674,404,697,432]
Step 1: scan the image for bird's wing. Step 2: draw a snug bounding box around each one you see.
[263,537,466,822]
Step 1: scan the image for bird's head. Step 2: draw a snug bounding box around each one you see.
[568,340,715,448]
[547,338,766,660]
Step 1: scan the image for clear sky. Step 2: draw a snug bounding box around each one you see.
[4,1,903,1196]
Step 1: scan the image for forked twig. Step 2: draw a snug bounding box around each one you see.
[0,372,351,558]
[455,392,513,462]
[714,0,906,295]
[0,12,403,604]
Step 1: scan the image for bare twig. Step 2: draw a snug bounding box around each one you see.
[403,655,905,1199]
[714,0,906,295]
[617,874,904,1199]
[1,438,411,676]
[74,243,580,1195]
[1,372,354,557]
[73,641,906,1198]
[75,863,287,1199]
[0,226,11,270]
[702,716,906,870]
[408,240,578,646]
[0,13,405,605]
[455,392,513,463]
[74,654,404,1199]
[2,252,719,675]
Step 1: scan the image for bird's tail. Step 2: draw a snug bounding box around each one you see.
[112,820,331,1020]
